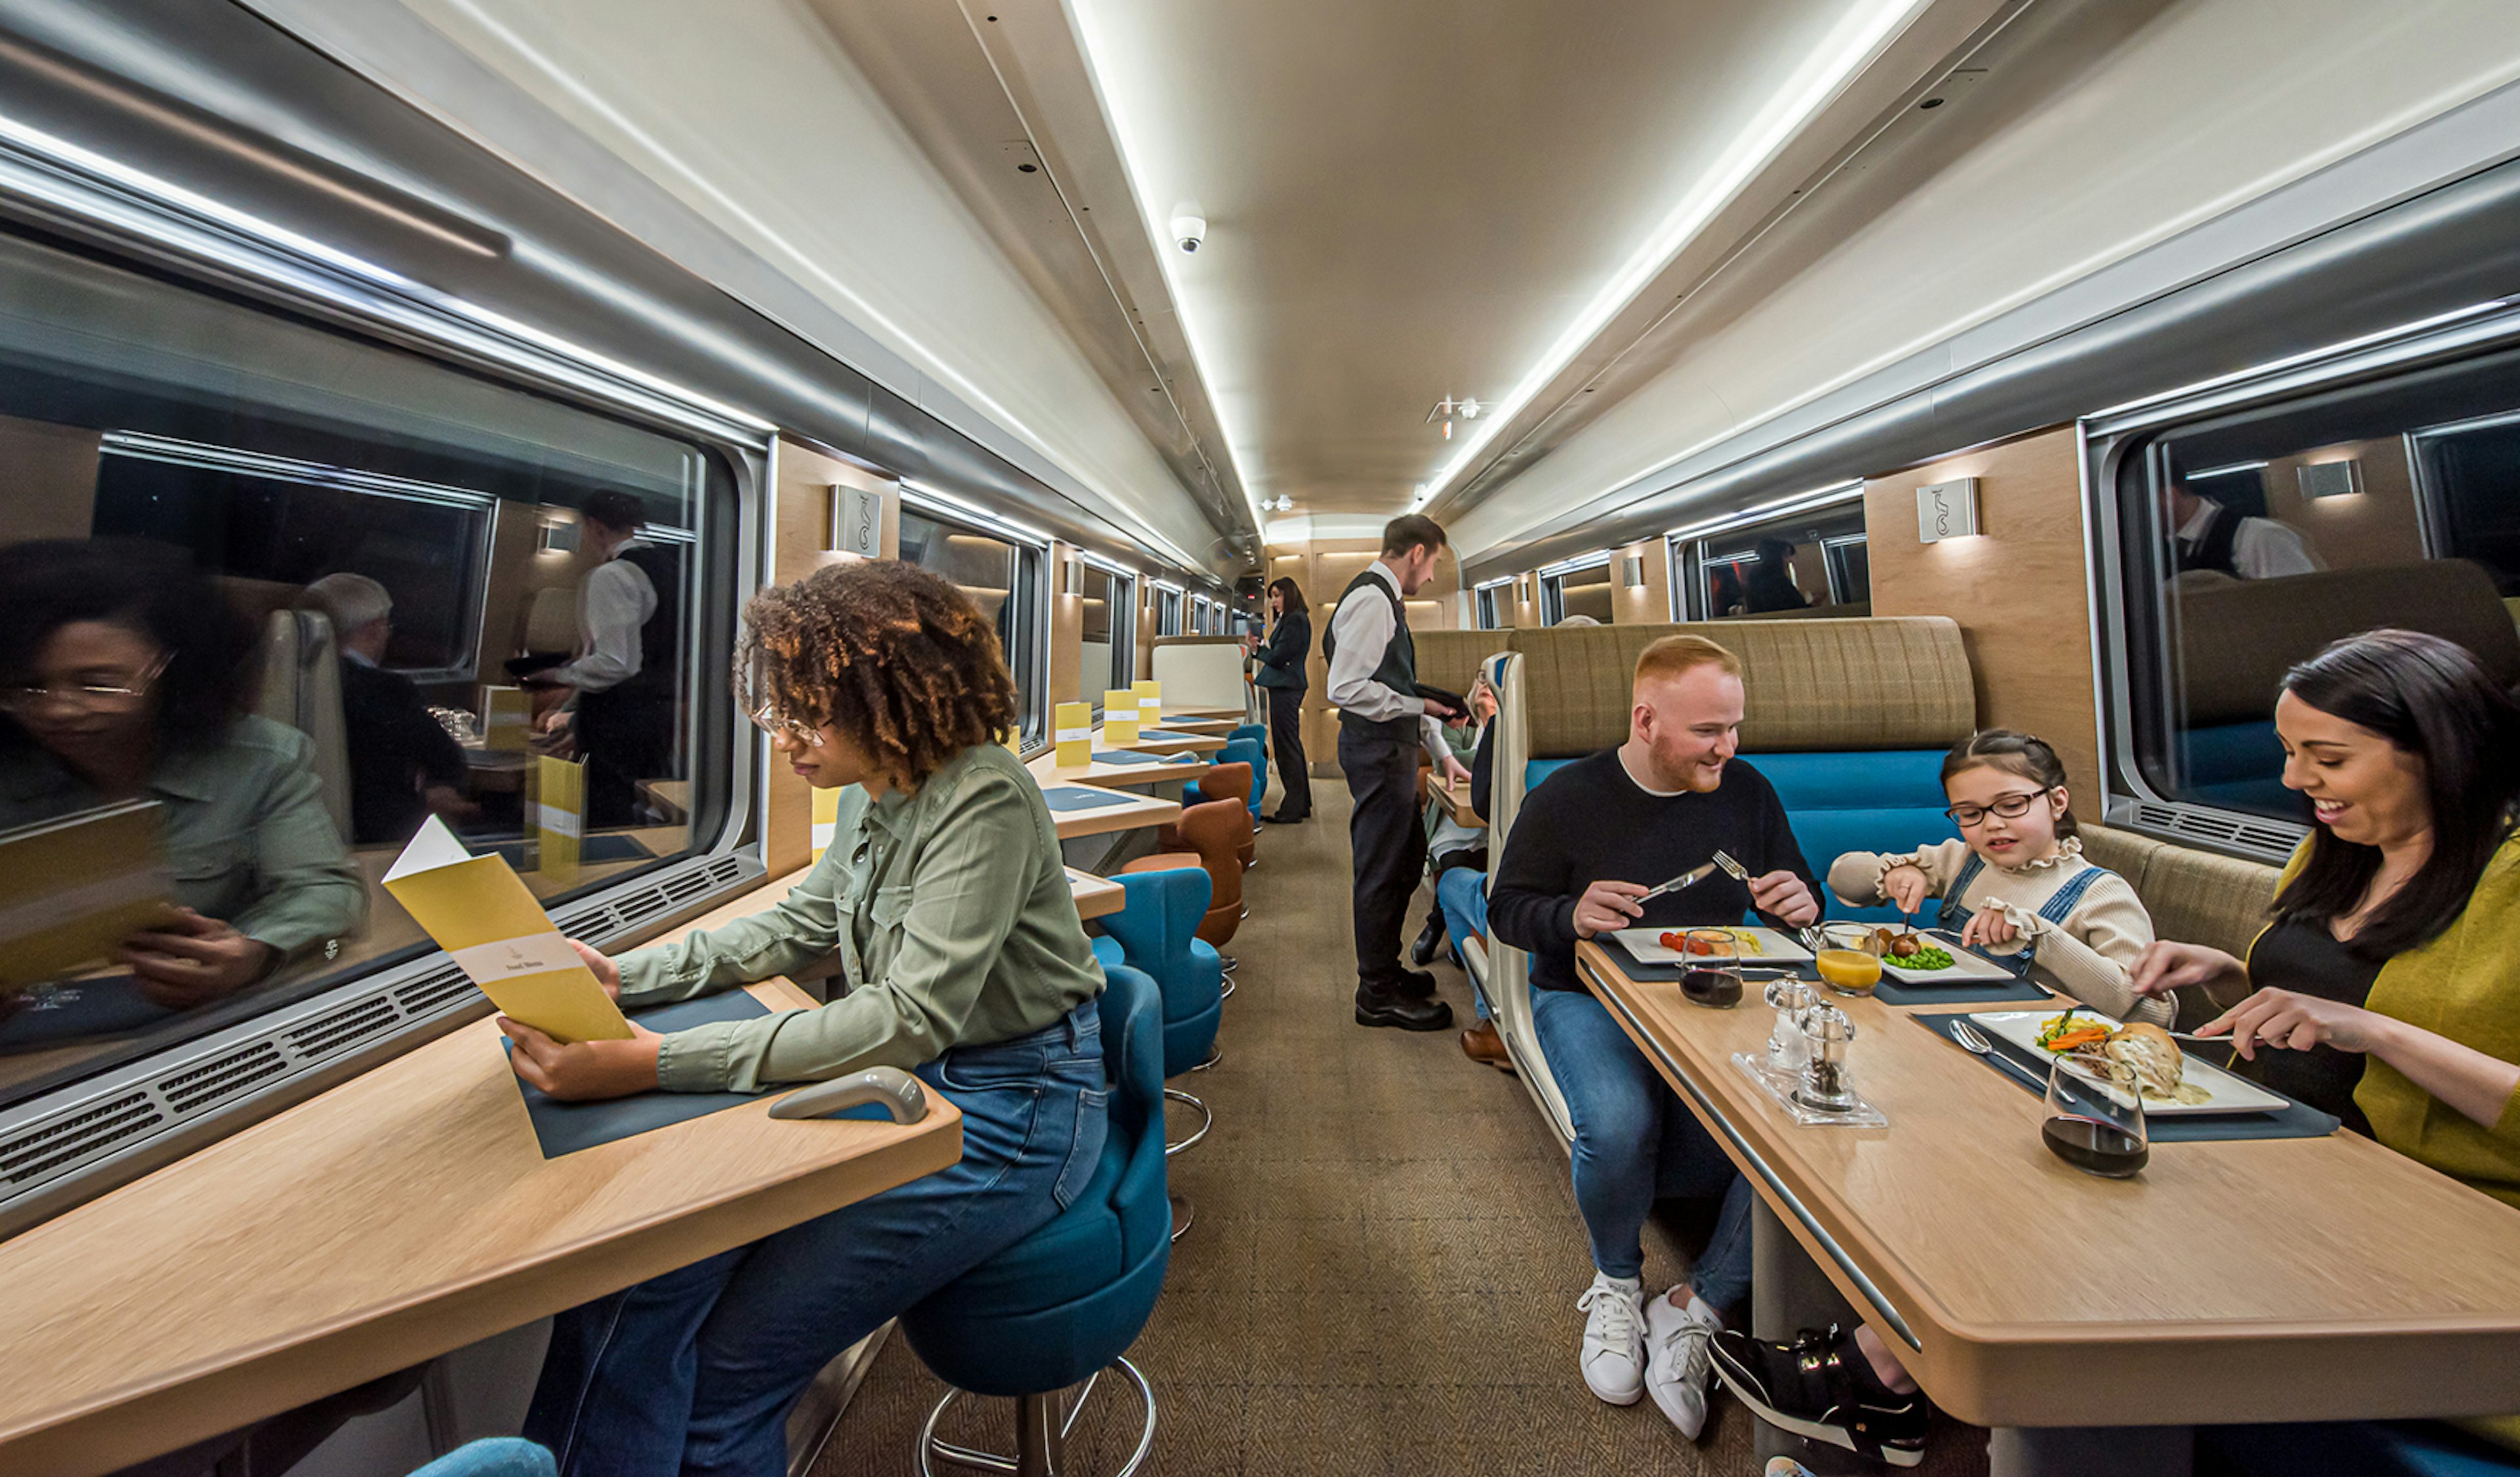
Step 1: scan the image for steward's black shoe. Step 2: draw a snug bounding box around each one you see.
[1354,991,1454,1031]
[1263,812,1305,824]
[1408,919,1452,967]
[1710,1325,1925,1468]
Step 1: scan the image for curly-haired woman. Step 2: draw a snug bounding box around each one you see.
[507,560,1108,1477]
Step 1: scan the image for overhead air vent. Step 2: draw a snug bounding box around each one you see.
[2126,801,2305,863]
[0,1092,162,1188]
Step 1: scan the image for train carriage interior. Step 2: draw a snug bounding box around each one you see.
[5,1,2520,1475]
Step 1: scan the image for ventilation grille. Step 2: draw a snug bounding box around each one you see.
[160,1043,286,1115]
[2126,801,2305,862]
[0,850,763,1211]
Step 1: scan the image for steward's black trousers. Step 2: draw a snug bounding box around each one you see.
[1338,716,1425,999]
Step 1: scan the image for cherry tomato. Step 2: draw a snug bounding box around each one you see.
[1686,934,1716,956]
[1659,931,1683,950]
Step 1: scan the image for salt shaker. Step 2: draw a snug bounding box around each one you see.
[1794,1001,1859,1113]
[1763,977,1815,1075]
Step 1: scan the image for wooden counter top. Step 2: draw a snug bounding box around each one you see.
[1101,727,1227,755]
[1025,751,1211,790]
[0,874,964,1477]
[1067,867,1124,920]
[1034,783,1180,841]
[1575,940,2520,1429]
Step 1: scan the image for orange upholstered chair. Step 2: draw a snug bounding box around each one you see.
[1195,761,1256,869]
[1120,798,1245,949]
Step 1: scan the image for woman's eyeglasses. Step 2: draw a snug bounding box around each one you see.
[747,704,825,747]
[1944,789,2057,827]
[1,656,170,716]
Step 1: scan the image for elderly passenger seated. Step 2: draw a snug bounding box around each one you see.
[1486,634,1824,1440]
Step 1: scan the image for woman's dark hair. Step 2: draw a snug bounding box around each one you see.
[737,559,1018,787]
[1267,576,1308,616]
[1755,536,1796,569]
[2272,628,2520,957]
[1941,729,2080,840]
[0,538,246,755]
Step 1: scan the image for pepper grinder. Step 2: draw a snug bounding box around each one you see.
[1763,977,1815,1075]
[1794,1001,1859,1113]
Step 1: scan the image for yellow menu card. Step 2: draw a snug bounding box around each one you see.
[383,816,633,1043]
[480,684,532,753]
[1055,701,1093,767]
[1132,678,1162,729]
[531,755,584,886]
[0,801,177,990]
[1102,689,1139,745]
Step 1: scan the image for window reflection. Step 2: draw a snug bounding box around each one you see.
[0,224,719,1107]
[1681,501,1868,621]
[899,507,1044,738]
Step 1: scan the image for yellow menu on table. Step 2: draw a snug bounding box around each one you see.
[1132,678,1162,729]
[383,816,633,1043]
[1101,690,1139,745]
[1055,701,1093,767]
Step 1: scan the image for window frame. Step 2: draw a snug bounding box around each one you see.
[2080,298,2520,862]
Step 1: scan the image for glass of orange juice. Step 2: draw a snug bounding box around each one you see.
[1815,923,1884,995]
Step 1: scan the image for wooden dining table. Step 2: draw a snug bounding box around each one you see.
[1573,938,2520,1433]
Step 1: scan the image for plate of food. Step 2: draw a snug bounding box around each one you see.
[1610,925,1815,965]
[1968,1008,2288,1115]
[1870,926,2021,984]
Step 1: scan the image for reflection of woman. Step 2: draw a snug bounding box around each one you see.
[1249,575,1312,822]
[0,540,364,1008]
[1742,537,1809,614]
[505,560,1109,1474]
[2136,630,2520,1161]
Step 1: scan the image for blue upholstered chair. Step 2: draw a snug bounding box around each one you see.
[1228,722,1267,769]
[1091,867,1222,1239]
[898,961,1171,1477]
[2198,1420,2520,1476]
[1219,736,1267,826]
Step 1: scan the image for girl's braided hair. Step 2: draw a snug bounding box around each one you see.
[738,560,1017,787]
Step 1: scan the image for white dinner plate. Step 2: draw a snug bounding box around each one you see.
[1968,1009,2290,1115]
[1876,929,2023,985]
[1610,926,1815,965]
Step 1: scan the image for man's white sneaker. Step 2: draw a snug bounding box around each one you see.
[1576,1272,1647,1405]
[1644,1290,1721,1438]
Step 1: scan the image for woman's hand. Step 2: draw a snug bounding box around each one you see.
[2196,988,2386,1060]
[1960,905,2022,951]
[501,1018,662,1100]
[121,909,278,1009]
[2129,940,2248,997]
[1880,863,1931,916]
[567,938,623,1000]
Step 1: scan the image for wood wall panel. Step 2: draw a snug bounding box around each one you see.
[1265,537,1460,775]
[1611,537,1671,625]
[766,438,898,875]
[1047,541,1083,709]
[1864,425,2100,793]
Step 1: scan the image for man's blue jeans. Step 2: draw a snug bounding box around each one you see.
[1529,985,1752,1308]
[525,1004,1110,1477]
[1437,866,1490,1020]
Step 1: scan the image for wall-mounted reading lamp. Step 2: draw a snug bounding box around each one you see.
[1916,477,1981,543]
[1620,554,1646,589]
[2297,459,2362,499]
[1062,551,1085,595]
[536,514,580,554]
[826,484,881,559]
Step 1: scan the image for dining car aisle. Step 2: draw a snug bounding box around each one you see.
[818,779,1989,1475]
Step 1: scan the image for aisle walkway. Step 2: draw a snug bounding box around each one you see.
[820,778,1988,1475]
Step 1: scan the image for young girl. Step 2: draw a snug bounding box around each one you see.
[1826,730,2168,1025]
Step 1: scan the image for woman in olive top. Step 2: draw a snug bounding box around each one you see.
[0,539,364,1014]
[505,560,1108,1477]
[2135,629,2520,1193]
[1249,575,1312,822]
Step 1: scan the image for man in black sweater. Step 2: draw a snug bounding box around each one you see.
[1487,634,1818,1441]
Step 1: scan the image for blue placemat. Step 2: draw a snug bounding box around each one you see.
[1597,933,2051,1006]
[1091,749,1192,766]
[1872,934,2056,1007]
[1043,786,1134,812]
[506,992,889,1157]
[1910,1010,2342,1141]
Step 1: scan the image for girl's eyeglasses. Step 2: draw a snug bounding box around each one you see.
[747,705,825,747]
[1,655,171,716]
[1944,788,2057,827]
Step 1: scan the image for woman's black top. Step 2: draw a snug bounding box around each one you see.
[2246,917,2385,1134]
[1253,610,1311,691]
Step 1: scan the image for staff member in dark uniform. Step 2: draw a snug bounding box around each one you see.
[1248,575,1312,823]
[543,491,681,827]
[1325,514,1467,1031]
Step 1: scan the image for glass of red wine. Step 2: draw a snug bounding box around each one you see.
[1679,929,1744,1009]
[2042,1054,2149,1178]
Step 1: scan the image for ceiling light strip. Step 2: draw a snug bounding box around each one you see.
[1418,0,1936,510]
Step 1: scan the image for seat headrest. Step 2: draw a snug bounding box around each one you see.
[2171,560,2520,726]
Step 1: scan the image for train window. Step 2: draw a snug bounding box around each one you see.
[1076,564,1132,702]
[1475,581,1515,630]
[1538,557,1612,625]
[1670,496,1868,620]
[897,507,1046,740]
[1154,585,1182,634]
[0,223,732,1113]
[2090,302,2520,855]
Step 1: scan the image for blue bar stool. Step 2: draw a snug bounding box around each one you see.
[1092,867,1221,1239]
[899,962,1171,1477]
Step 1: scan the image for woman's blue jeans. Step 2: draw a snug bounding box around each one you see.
[1530,984,1752,1308]
[524,1004,1110,1477]
[1437,867,1490,1020]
